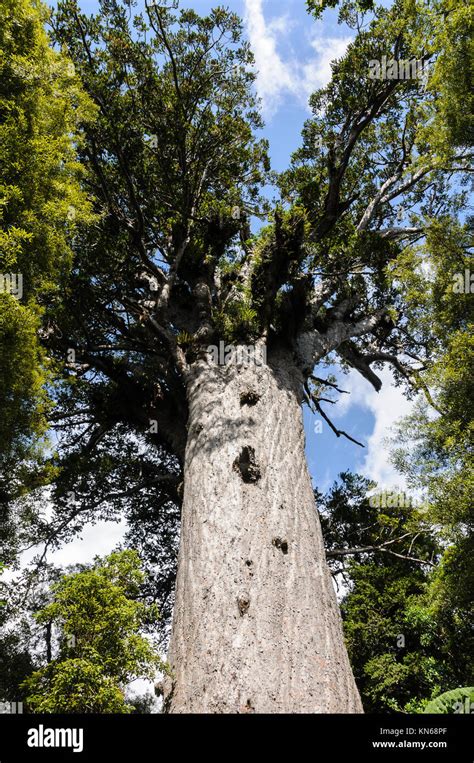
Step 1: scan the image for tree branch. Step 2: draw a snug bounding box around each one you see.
[326,532,435,567]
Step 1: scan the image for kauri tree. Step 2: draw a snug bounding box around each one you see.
[2,0,472,712]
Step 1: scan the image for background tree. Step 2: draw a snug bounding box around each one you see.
[0,0,95,705]
[319,201,473,712]
[389,211,474,707]
[318,473,471,713]
[22,551,164,713]
[0,561,34,706]
[0,0,94,562]
[3,0,472,712]
[318,472,438,578]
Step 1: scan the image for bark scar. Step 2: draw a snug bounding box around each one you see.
[240,390,260,407]
[237,593,250,616]
[272,537,289,555]
[233,446,261,483]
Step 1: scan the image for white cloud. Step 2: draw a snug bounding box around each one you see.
[332,368,416,489]
[244,0,297,116]
[302,34,354,96]
[243,0,352,117]
[50,518,127,567]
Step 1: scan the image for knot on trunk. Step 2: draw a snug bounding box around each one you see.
[272,537,289,555]
[233,446,261,483]
[240,390,260,407]
[237,593,250,616]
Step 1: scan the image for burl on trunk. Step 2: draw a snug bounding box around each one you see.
[164,350,362,713]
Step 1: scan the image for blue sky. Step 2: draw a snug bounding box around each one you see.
[41,0,415,567]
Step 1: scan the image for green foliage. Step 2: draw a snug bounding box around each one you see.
[22,551,166,713]
[389,211,473,711]
[214,291,259,343]
[22,659,130,714]
[342,560,444,713]
[427,0,474,149]
[307,0,375,20]
[249,207,309,335]
[320,473,471,713]
[52,0,268,270]
[0,0,94,500]
[0,298,49,474]
[423,687,474,714]
[319,472,435,562]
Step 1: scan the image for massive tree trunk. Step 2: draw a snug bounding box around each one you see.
[164,349,363,713]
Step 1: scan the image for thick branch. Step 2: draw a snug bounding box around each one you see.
[297,308,389,372]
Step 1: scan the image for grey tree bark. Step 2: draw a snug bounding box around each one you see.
[164,350,363,713]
